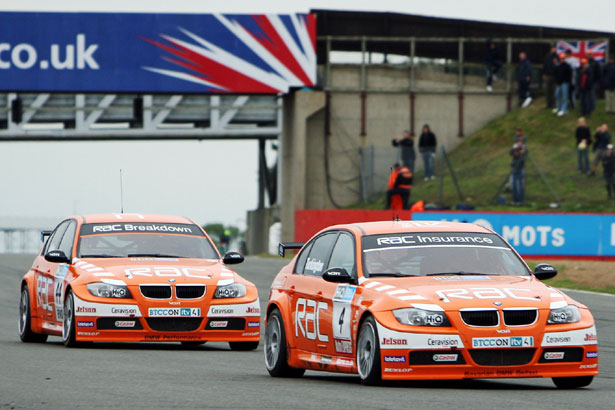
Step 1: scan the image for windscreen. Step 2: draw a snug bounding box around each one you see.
[362,232,530,277]
[77,222,218,259]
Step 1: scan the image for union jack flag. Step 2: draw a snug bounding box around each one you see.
[141,13,316,94]
[557,41,607,65]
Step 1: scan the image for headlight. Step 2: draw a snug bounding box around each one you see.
[393,308,451,327]
[87,283,131,299]
[548,305,581,324]
[214,283,246,299]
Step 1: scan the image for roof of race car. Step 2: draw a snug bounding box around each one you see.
[77,214,196,224]
[328,220,492,236]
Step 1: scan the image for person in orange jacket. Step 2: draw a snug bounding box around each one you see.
[385,163,413,210]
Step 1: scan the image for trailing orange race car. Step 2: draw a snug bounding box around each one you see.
[19,213,260,349]
[264,221,598,388]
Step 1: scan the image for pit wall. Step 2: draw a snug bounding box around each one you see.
[294,210,615,259]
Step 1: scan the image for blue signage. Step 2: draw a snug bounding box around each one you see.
[412,212,615,258]
[0,12,316,93]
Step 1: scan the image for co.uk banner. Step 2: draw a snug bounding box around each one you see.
[0,12,316,93]
[412,211,615,258]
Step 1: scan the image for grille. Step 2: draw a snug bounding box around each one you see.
[176,285,206,299]
[145,318,203,332]
[140,285,172,299]
[409,350,466,365]
[97,317,143,330]
[538,348,584,363]
[460,310,499,326]
[469,348,536,366]
[205,317,246,330]
[503,309,538,326]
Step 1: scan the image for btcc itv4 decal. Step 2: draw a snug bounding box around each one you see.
[472,336,534,348]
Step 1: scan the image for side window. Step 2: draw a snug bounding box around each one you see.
[58,221,77,258]
[304,233,337,277]
[328,233,356,276]
[293,242,313,274]
[44,221,69,254]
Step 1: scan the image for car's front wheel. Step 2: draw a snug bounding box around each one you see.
[552,376,594,389]
[264,309,305,377]
[357,316,381,385]
[229,341,259,351]
[62,290,77,347]
[18,285,48,343]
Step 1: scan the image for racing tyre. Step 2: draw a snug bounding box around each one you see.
[229,341,259,351]
[552,376,594,389]
[18,285,48,343]
[357,316,382,385]
[264,309,305,377]
[62,290,78,347]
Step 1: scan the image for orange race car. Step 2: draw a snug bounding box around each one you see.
[264,221,598,388]
[19,213,260,349]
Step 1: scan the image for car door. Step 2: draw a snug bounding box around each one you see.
[287,232,337,355]
[317,231,358,359]
[51,220,77,325]
[34,220,74,324]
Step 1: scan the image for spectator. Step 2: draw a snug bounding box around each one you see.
[565,50,580,109]
[392,130,416,172]
[518,52,532,107]
[514,127,527,144]
[385,163,413,210]
[553,52,572,116]
[603,144,615,199]
[485,39,502,92]
[418,124,437,181]
[509,139,528,205]
[591,124,611,176]
[604,55,615,113]
[543,45,558,109]
[587,53,602,113]
[575,117,591,175]
[578,59,594,116]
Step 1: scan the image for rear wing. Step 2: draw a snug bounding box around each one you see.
[41,230,53,243]
[278,242,305,257]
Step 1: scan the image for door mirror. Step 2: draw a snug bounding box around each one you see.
[45,250,71,264]
[322,267,354,283]
[533,263,557,280]
[223,251,244,265]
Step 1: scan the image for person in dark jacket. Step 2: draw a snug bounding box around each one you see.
[578,59,595,116]
[385,163,413,210]
[602,145,615,199]
[588,53,601,112]
[591,124,611,176]
[604,56,615,113]
[509,139,528,204]
[392,130,416,172]
[418,124,437,180]
[554,53,572,116]
[543,45,558,108]
[575,117,592,174]
[518,52,532,107]
[484,39,502,92]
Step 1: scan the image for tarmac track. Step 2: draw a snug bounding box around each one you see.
[0,254,613,409]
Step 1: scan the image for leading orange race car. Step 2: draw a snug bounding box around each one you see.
[18,213,260,349]
[264,221,598,388]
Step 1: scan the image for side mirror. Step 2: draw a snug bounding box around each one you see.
[322,267,354,284]
[223,251,244,265]
[45,250,71,264]
[533,263,557,280]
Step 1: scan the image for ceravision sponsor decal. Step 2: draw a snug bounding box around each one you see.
[541,326,598,346]
[73,295,142,317]
[376,323,465,349]
[206,300,261,317]
[427,337,459,347]
[472,336,533,348]
[148,308,200,317]
[77,321,94,327]
[384,356,406,363]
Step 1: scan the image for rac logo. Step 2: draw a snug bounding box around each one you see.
[295,298,328,342]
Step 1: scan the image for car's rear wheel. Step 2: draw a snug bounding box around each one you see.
[62,290,78,347]
[264,309,305,377]
[357,316,381,385]
[18,285,48,343]
[552,376,594,389]
[229,341,259,351]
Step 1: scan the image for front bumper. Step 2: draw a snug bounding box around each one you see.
[376,321,599,380]
[72,294,261,343]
